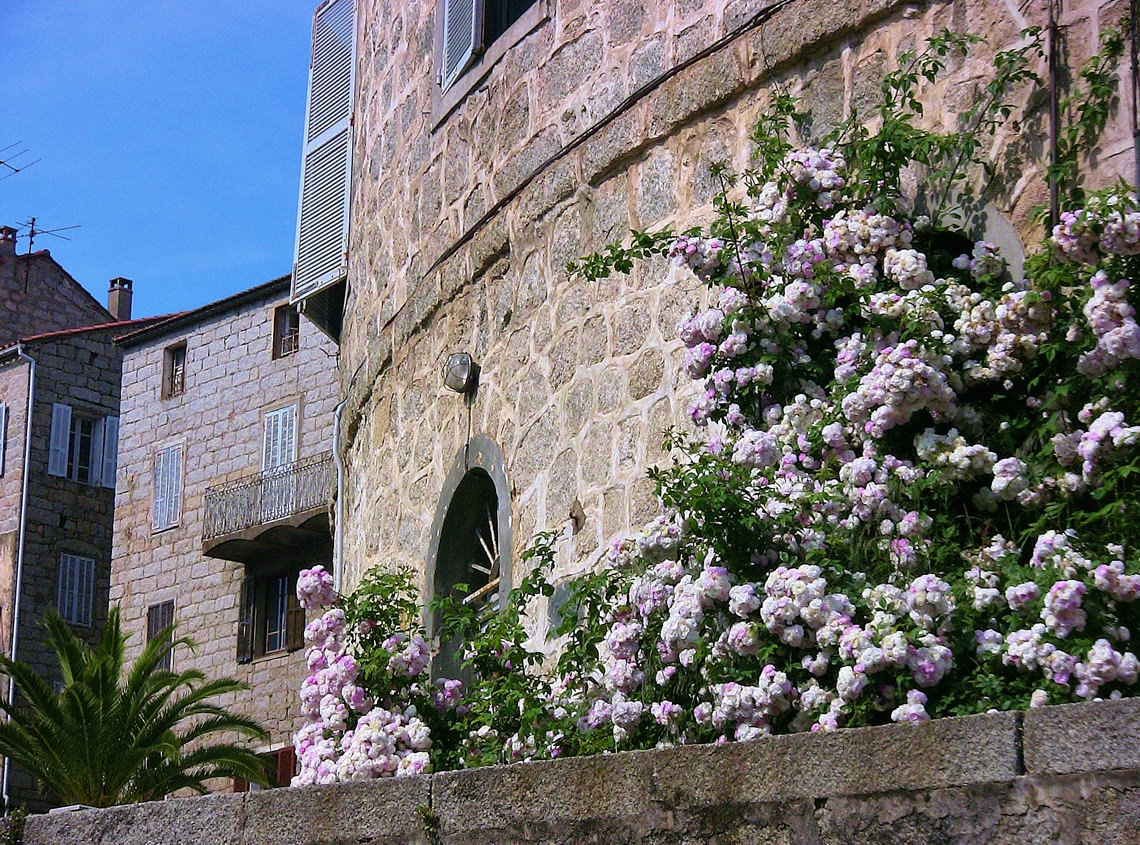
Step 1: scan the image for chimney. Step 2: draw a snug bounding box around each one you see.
[108,277,133,321]
[0,227,16,258]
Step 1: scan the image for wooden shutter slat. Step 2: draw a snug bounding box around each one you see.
[276,746,297,787]
[237,576,255,664]
[101,416,119,489]
[48,403,71,477]
[285,585,305,652]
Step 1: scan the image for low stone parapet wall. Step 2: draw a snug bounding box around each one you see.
[24,698,1140,844]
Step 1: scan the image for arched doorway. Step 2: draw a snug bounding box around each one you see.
[426,435,512,677]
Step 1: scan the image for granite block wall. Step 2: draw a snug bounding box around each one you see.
[22,697,1140,844]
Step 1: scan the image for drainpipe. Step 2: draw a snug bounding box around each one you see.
[332,399,347,594]
[3,345,35,814]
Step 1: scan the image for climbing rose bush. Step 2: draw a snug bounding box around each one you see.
[292,566,439,785]
[296,29,1140,775]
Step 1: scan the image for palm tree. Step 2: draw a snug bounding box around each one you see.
[0,607,271,807]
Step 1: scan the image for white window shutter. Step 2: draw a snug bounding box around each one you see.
[0,402,7,476]
[263,406,297,471]
[48,403,71,477]
[101,417,119,489]
[169,445,183,526]
[283,406,297,464]
[90,418,104,488]
[153,444,183,531]
[57,554,75,622]
[441,0,483,91]
[293,0,356,303]
[153,450,168,530]
[78,556,94,626]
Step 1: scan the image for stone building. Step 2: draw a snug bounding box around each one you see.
[289,0,1135,647]
[0,226,116,347]
[110,276,338,785]
[0,256,153,807]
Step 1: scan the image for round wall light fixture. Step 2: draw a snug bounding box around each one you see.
[443,352,479,394]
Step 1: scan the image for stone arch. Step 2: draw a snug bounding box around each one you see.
[425,435,512,675]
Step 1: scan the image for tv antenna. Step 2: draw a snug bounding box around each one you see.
[0,142,40,182]
[13,217,80,253]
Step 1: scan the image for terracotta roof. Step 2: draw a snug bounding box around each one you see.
[0,313,183,354]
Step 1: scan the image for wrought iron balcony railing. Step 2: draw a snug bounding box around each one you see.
[203,453,333,540]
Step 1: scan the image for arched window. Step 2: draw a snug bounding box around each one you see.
[426,436,512,677]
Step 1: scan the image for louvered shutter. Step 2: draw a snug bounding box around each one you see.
[48,403,71,477]
[276,746,297,787]
[441,0,483,91]
[0,402,7,476]
[77,556,94,626]
[57,554,76,622]
[237,575,256,664]
[285,583,305,651]
[263,406,297,471]
[153,444,183,531]
[101,417,119,489]
[293,0,356,303]
[90,418,104,488]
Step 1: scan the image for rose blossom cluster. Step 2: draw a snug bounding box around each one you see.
[292,566,437,786]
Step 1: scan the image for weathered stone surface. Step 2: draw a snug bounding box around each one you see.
[241,777,432,845]
[26,793,244,845]
[1024,697,1140,776]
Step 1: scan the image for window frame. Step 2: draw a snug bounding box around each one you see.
[237,567,305,663]
[162,342,187,399]
[432,0,550,125]
[57,552,96,627]
[273,305,301,359]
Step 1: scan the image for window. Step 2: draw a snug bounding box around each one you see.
[263,405,298,472]
[163,342,186,398]
[237,569,305,663]
[439,0,539,91]
[147,600,175,671]
[57,553,95,626]
[47,404,118,487]
[152,443,184,532]
[233,746,296,791]
[273,305,301,358]
[0,401,7,476]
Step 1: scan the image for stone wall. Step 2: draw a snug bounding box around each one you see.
[111,281,339,752]
[0,249,112,349]
[21,697,1140,843]
[338,0,1136,620]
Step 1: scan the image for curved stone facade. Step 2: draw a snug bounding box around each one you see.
[339,0,1134,610]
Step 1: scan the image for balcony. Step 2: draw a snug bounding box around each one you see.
[202,453,333,562]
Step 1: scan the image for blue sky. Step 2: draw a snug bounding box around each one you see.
[2,2,319,319]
